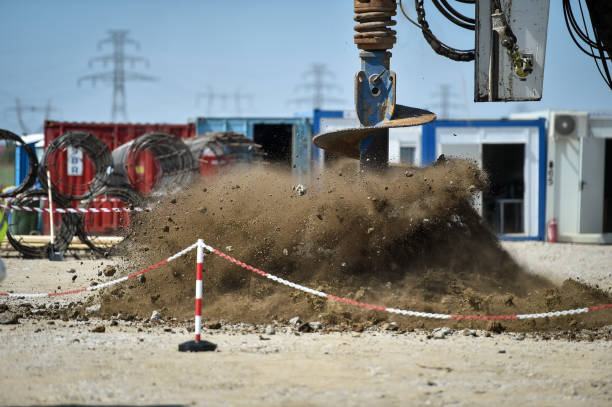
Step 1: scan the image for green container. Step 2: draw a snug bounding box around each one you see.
[9,210,39,235]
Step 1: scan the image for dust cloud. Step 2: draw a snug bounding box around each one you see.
[101,159,611,331]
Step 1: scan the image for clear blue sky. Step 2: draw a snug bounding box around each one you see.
[1,0,611,135]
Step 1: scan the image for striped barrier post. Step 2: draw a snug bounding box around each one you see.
[178,239,217,352]
[195,240,203,341]
[46,170,63,261]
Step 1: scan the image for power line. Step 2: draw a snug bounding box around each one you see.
[429,84,463,119]
[195,86,217,115]
[4,98,60,134]
[78,30,155,121]
[289,63,343,110]
[232,89,253,116]
[195,88,253,116]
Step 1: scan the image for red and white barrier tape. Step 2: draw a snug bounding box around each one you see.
[201,241,612,321]
[0,242,198,298]
[0,203,151,214]
[3,238,611,321]
[6,197,123,203]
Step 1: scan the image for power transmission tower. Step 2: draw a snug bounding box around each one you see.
[429,84,463,120]
[195,88,253,116]
[290,63,343,110]
[195,86,217,115]
[78,30,155,121]
[4,98,60,134]
[232,89,253,116]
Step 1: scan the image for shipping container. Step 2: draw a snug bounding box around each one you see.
[314,110,547,240]
[312,109,344,169]
[44,121,196,147]
[14,133,44,187]
[43,121,195,197]
[421,119,547,241]
[511,110,612,243]
[540,112,612,243]
[42,121,195,234]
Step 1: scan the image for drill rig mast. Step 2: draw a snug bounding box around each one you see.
[313,0,436,170]
[313,0,563,168]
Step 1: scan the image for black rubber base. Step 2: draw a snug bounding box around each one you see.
[178,339,217,352]
[47,245,64,262]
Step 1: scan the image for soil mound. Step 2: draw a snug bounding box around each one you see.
[100,159,611,331]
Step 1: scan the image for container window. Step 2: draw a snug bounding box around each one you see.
[399,146,416,165]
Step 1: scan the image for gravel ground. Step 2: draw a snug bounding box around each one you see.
[1,320,611,406]
[501,241,612,292]
[1,241,611,406]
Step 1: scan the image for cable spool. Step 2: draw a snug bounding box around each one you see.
[76,186,143,256]
[5,189,78,258]
[39,131,113,202]
[183,131,266,178]
[354,0,397,51]
[112,132,195,195]
[0,129,38,198]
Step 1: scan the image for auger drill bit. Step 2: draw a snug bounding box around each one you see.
[313,0,436,170]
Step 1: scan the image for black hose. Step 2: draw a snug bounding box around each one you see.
[414,0,475,62]
[562,0,612,89]
[0,129,38,198]
[76,186,143,257]
[39,131,113,201]
[432,0,475,30]
[6,189,78,258]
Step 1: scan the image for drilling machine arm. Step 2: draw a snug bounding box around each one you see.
[314,1,610,168]
[313,0,436,169]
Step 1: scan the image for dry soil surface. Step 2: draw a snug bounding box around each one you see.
[96,165,611,332]
[1,242,611,406]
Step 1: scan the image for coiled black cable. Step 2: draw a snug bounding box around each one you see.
[6,189,78,258]
[76,186,143,257]
[0,129,38,198]
[39,131,113,201]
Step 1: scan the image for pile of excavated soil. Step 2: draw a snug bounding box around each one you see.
[100,159,612,331]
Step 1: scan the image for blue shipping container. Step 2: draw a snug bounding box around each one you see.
[14,134,43,187]
[196,117,313,177]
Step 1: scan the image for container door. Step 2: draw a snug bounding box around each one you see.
[554,137,580,235]
[292,120,312,178]
[578,136,605,233]
[439,143,483,214]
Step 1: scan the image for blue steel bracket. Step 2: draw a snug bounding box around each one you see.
[313,53,437,160]
[355,51,396,127]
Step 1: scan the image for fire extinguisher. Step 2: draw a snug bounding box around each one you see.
[548,218,558,243]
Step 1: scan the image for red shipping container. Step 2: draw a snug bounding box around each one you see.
[44,121,196,148]
[43,121,195,233]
